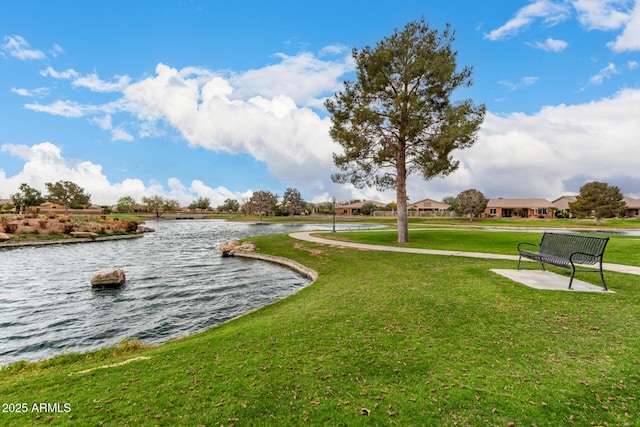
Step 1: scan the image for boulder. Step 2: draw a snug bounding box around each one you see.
[137,225,155,233]
[91,268,126,287]
[220,240,256,257]
[0,232,10,242]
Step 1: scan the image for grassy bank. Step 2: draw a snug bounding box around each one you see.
[1,230,639,426]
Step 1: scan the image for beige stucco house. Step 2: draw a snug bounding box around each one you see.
[485,198,555,219]
[408,198,450,216]
[335,200,387,216]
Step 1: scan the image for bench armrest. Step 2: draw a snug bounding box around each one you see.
[517,241,540,251]
[569,250,600,264]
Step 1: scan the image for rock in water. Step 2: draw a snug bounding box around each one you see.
[91,268,126,287]
[137,225,155,233]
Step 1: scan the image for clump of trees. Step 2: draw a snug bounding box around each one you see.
[142,195,180,218]
[45,181,92,214]
[188,197,211,211]
[282,188,305,220]
[325,18,485,243]
[569,181,627,225]
[247,190,279,221]
[453,189,488,221]
[217,198,240,213]
[10,183,45,214]
[116,196,137,213]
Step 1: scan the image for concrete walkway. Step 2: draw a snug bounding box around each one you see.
[290,231,640,292]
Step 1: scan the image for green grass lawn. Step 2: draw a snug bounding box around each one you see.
[1,230,639,426]
[319,228,640,267]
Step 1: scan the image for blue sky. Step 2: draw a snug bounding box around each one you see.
[1,0,640,206]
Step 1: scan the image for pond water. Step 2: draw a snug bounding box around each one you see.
[0,220,377,365]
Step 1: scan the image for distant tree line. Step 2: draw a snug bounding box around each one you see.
[3,181,630,224]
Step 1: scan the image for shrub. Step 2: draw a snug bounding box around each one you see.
[1,217,18,233]
[38,218,48,229]
[62,223,75,234]
[124,221,138,232]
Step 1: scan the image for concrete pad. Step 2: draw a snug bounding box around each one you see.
[491,269,614,293]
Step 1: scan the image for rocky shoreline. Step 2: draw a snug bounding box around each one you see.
[0,233,145,249]
[220,240,318,281]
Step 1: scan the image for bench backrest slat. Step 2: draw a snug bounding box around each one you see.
[539,232,609,264]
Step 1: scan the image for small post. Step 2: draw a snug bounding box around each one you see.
[332,197,336,233]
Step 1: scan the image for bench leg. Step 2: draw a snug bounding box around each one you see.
[517,256,522,269]
[599,269,608,291]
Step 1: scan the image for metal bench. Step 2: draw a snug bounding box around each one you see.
[517,232,610,290]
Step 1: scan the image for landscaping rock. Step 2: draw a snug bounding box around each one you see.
[91,268,126,287]
[0,232,10,241]
[137,225,155,233]
[220,240,256,257]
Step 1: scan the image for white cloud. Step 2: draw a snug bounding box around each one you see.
[40,66,79,80]
[1,35,45,60]
[40,67,131,92]
[530,37,569,51]
[11,87,50,98]
[72,72,132,93]
[229,51,353,107]
[91,114,113,130]
[318,44,348,56]
[90,115,135,142]
[498,76,539,91]
[589,62,619,84]
[24,100,96,118]
[111,126,134,142]
[50,43,64,58]
[607,1,640,51]
[449,88,640,199]
[629,60,640,69]
[484,0,571,41]
[572,0,633,30]
[0,141,248,206]
[121,60,342,186]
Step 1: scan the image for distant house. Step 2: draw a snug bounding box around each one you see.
[486,198,554,219]
[0,198,15,213]
[335,200,387,216]
[551,195,576,218]
[408,198,450,217]
[624,197,640,218]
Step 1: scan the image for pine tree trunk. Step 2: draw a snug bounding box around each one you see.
[396,150,409,244]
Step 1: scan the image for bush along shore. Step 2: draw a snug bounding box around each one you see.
[1,229,640,426]
[0,214,146,246]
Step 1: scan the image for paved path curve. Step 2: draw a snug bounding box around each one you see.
[289,231,640,276]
